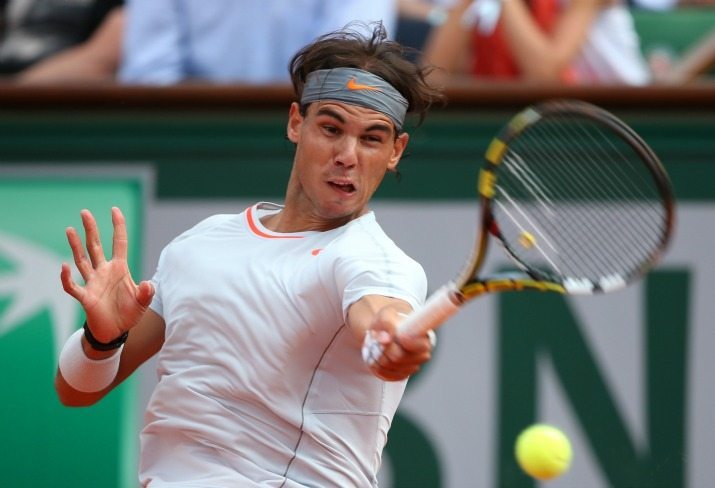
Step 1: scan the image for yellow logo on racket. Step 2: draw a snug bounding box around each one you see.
[478,169,496,198]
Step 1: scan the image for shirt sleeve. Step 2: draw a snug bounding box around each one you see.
[334,245,428,323]
[148,245,168,318]
[119,0,184,84]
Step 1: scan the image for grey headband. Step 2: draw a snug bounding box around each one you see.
[300,67,408,130]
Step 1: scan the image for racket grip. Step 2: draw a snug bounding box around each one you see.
[397,284,462,337]
[361,285,462,367]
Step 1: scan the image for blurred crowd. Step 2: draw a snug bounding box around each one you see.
[0,0,713,86]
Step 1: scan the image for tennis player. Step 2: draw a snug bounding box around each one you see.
[56,23,443,487]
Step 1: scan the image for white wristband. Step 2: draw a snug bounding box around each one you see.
[58,328,123,393]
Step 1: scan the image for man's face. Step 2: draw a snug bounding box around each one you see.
[285,101,408,228]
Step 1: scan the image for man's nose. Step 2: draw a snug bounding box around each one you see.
[335,136,358,168]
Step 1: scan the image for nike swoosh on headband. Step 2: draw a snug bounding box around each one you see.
[346,78,382,92]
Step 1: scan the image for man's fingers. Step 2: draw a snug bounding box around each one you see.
[136,280,155,308]
[370,339,431,377]
[370,356,421,381]
[66,227,93,280]
[81,209,107,267]
[111,207,128,261]
[60,262,86,303]
[383,340,432,366]
[396,330,436,356]
[366,328,436,381]
[364,307,437,381]
[395,312,437,352]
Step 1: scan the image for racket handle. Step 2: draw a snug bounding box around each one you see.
[361,285,462,367]
[397,284,462,337]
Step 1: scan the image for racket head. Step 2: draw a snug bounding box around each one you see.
[459,99,675,297]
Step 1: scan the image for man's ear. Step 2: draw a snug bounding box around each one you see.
[388,132,409,172]
[287,102,303,144]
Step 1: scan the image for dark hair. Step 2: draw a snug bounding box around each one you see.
[289,22,444,128]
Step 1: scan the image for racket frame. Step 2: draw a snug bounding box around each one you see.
[466,100,675,297]
[364,99,676,350]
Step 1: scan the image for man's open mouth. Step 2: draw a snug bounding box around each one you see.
[329,181,356,193]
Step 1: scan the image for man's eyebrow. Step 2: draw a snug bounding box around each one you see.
[315,107,393,135]
[316,107,345,124]
[364,123,392,135]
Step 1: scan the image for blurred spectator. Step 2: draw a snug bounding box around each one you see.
[421,0,651,85]
[631,2,715,84]
[120,0,398,84]
[0,0,122,77]
[396,0,455,51]
[16,6,123,83]
[658,28,715,83]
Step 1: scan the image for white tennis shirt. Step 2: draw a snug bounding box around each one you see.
[140,202,427,487]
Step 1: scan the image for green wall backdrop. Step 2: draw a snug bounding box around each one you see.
[1,95,713,487]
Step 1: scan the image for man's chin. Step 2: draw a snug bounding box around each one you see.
[319,203,366,224]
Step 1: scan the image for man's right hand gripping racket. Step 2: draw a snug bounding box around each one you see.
[363,99,675,366]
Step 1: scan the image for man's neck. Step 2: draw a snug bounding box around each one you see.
[260,207,366,233]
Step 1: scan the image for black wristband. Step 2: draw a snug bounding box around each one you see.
[83,321,128,351]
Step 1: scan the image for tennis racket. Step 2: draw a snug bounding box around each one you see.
[363,99,675,365]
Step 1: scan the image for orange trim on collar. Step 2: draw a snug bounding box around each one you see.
[246,205,303,239]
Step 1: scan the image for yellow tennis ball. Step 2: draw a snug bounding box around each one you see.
[515,424,572,480]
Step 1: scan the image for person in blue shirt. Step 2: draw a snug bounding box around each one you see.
[120,0,399,84]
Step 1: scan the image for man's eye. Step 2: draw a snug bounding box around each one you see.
[323,125,339,134]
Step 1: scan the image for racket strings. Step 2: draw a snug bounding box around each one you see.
[511,134,663,279]
[500,139,662,282]
[511,123,628,279]
[555,114,667,246]
[568,117,667,267]
[559,114,667,239]
[498,149,620,281]
[535,116,666,266]
[499,152,629,282]
[493,114,668,285]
